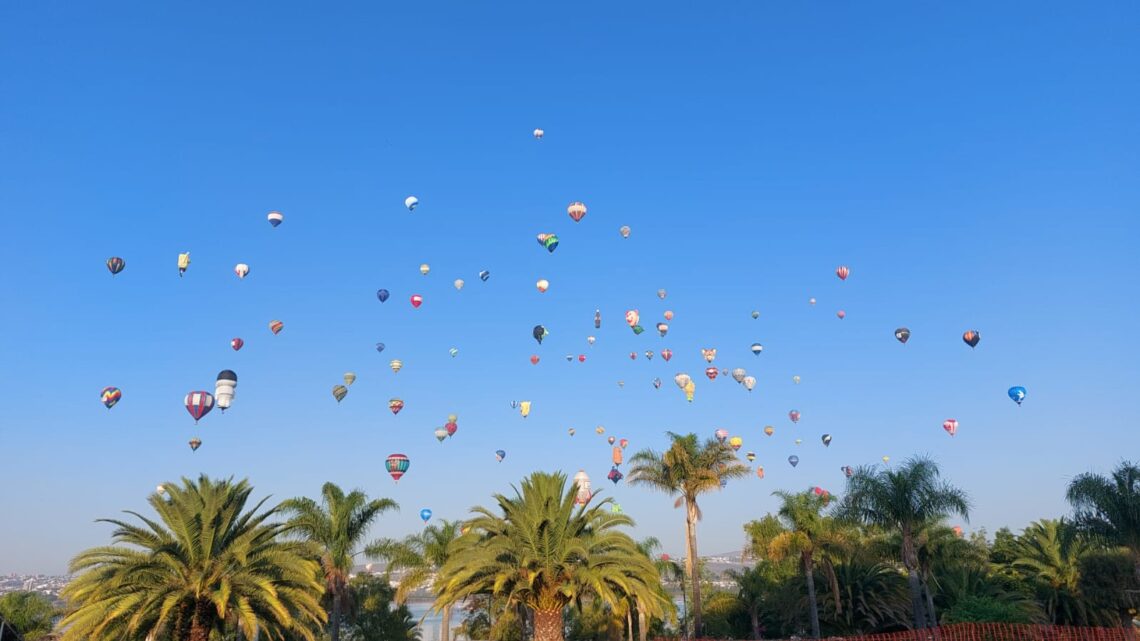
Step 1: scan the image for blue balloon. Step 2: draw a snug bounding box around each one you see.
[1008,386,1027,405]
[495,449,506,462]
[419,508,432,523]
[377,289,390,302]
[788,455,800,467]
[479,270,490,282]
[375,343,385,353]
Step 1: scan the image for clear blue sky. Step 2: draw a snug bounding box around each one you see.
[1,2,1137,575]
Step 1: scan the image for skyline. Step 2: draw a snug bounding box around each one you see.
[2,1,1138,575]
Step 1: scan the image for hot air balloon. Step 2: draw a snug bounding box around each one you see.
[269,320,283,335]
[177,252,190,277]
[608,435,616,445]
[674,373,691,390]
[645,350,655,361]
[729,436,743,451]
[234,264,250,279]
[449,347,459,357]
[942,419,959,436]
[231,338,244,351]
[788,410,800,423]
[568,428,576,436]
[385,454,410,482]
[608,467,624,484]
[341,373,355,387]
[184,391,214,423]
[510,401,519,409]
[389,359,403,374]
[434,428,448,442]
[628,352,637,361]
[101,386,121,409]
[749,343,764,357]
[764,426,775,436]
[377,289,390,302]
[664,310,674,321]
[420,263,430,276]
[444,418,457,437]
[405,196,419,211]
[837,310,846,320]
[661,349,673,362]
[953,525,964,537]
[533,325,548,344]
[656,322,668,337]
[537,233,559,253]
[533,128,544,139]
[743,376,756,392]
[567,202,587,222]
[410,294,423,308]
[519,401,531,418]
[963,330,980,348]
[375,343,386,353]
[841,466,854,478]
[788,455,799,468]
[809,297,817,306]
[705,367,718,381]
[612,446,623,466]
[836,265,849,280]
[579,354,587,363]
[157,485,166,494]
[573,470,592,504]
[619,225,631,239]
[267,210,284,227]
[454,279,465,291]
[420,508,432,523]
[751,310,760,319]
[106,257,125,276]
[625,310,640,328]
[794,438,803,445]
[594,309,601,329]
[882,456,891,465]
[215,370,237,412]
[683,380,695,402]
[821,434,832,447]
[746,451,756,462]
[529,355,540,365]
[495,449,506,462]
[756,466,765,479]
[1008,386,1026,405]
[619,438,629,449]
[479,270,490,282]
[653,377,662,389]
[792,375,801,384]
[332,385,348,402]
[732,368,746,384]
[895,328,911,344]
[189,437,201,451]
[387,399,404,415]
[536,279,550,293]
[715,428,729,443]
[701,348,717,363]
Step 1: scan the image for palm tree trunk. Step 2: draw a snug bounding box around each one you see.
[331,591,342,641]
[442,604,452,641]
[902,530,927,629]
[750,607,761,640]
[627,607,634,641]
[803,554,821,640]
[685,500,703,638]
[188,600,212,641]
[678,570,689,640]
[639,604,648,641]
[923,578,937,627]
[534,608,564,641]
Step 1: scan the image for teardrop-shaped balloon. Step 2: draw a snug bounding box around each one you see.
[587,336,596,346]
[267,210,284,227]
[746,451,756,462]
[942,419,958,436]
[375,342,386,353]
[231,337,244,351]
[714,429,729,443]
[731,368,746,383]
[101,386,122,409]
[963,330,981,348]
[837,310,846,320]
[567,202,587,222]
[344,372,356,386]
[536,279,550,293]
[653,377,662,389]
[674,373,691,389]
[189,437,202,451]
[836,265,850,281]
[764,426,774,436]
[645,350,654,360]
[449,347,459,357]
[750,343,763,356]
[788,410,800,423]
[742,376,756,391]
[332,385,348,402]
[434,428,448,442]
[657,289,667,300]
[106,257,126,275]
[568,428,576,436]
[608,436,616,445]
[792,375,801,384]
[751,310,760,319]
[419,263,430,276]
[388,398,404,415]
[410,294,423,308]
[1008,386,1026,405]
[454,279,465,291]
[269,320,284,335]
[788,455,799,468]
[405,196,419,211]
[894,327,911,344]
[377,289,390,303]
[389,359,403,373]
[882,456,891,464]
[664,310,674,321]
[661,349,672,362]
[821,434,832,447]
[479,270,490,282]
[619,225,631,238]
[420,508,432,523]
[234,263,250,279]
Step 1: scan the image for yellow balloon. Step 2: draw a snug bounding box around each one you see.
[389,359,403,373]
[519,401,531,418]
[420,263,430,275]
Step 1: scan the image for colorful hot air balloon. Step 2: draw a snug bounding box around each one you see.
[836,265,849,280]
[536,279,550,293]
[943,419,958,436]
[788,455,799,468]
[215,370,237,412]
[731,368,746,384]
[269,320,283,335]
[388,398,404,415]
[656,322,669,337]
[608,467,624,484]
[715,428,729,443]
[750,343,763,356]
[756,466,765,479]
[454,279,465,291]
[344,372,356,386]
[645,350,655,360]
[189,437,202,451]
[701,348,717,363]
[837,310,846,320]
[751,310,760,319]
[101,386,121,409]
[533,325,548,344]
[184,391,215,423]
[234,263,250,279]
[530,355,540,365]
[445,416,458,437]
[332,385,348,402]
[788,410,800,423]
[405,196,419,211]
[177,252,190,277]
[449,347,459,357]
[794,438,803,445]
[574,470,592,504]
[841,466,854,478]
[882,456,891,465]
[653,377,662,389]
[536,233,559,253]
[410,294,423,308]
[664,310,674,321]
[809,297,817,306]
[895,328,911,344]
[963,330,981,348]
[705,367,718,381]
[106,257,125,276]
[743,376,756,391]
[625,310,640,328]
[495,449,506,462]
[567,202,587,223]
[821,434,832,447]
[533,128,544,139]
[746,451,756,462]
[389,359,403,373]
[568,428,576,436]
[675,373,692,389]
[420,263,430,276]
[1008,386,1027,405]
[619,225,631,239]
[608,436,616,445]
[953,525,964,537]
[764,426,775,436]
[434,428,448,442]
[267,210,284,227]
[619,438,629,449]
[420,508,432,523]
[519,401,531,418]
[661,349,672,362]
[612,446,623,466]
[377,289,390,302]
[683,380,695,402]
[729,436,743,451]
[231,337,244,351]
[385,454,410,482]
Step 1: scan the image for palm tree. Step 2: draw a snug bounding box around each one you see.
[1003,519,1108,625]
[745,490,849,638]
[633,537,678,641]
[366,520,463,641]
[628,432,750,636]
[282,482,398,641]
[1067,461,1140,582]
[434,471,670,641]
[59,475,326,641]
[838,456,970,629]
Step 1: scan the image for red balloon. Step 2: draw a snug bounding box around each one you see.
[661,349,673,362]
[578,354,586,363]
[530,355,540,365]
[629,352,637,360]
[836,265,849,280]
[837,310,846,319]
[445,421,458,437]
[705,367,718,380]
[230,338,244,351]
[410,294,423,308]
[943,419,958,437]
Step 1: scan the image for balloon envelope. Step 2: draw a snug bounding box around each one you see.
[106,257,125,275]
[895,327,911,344]
[101,386,122,409]
[377,289,390,302]
[788,455,799,467]
[405,196,419,210]
[385,454,410,482]
[1008,386,1027,405]
[963,330,981,348]
[267,211,283,227]
[419,509,432,523]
